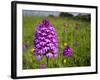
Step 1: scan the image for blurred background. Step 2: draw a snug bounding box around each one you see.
[22,10,91,69]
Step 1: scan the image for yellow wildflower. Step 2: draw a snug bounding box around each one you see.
[31,48,35,52]
[64,42,67,46]
[63,59,67,64]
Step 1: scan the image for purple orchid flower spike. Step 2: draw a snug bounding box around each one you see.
[39,64,46,69]
[63,45,73,57]
[74,41,80,47]
[34,18,58,59]
[23,44,28,51]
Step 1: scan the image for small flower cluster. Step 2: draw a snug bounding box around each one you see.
[63,45,73,57]
[23,44,28,51]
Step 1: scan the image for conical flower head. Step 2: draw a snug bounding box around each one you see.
[63,45,72,57]
[34,19,58,58]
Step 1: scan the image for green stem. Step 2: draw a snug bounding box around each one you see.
[46,57,49,67]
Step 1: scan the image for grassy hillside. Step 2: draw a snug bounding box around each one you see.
[22,16,91,69]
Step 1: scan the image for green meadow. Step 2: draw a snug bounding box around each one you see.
[23,15,91,69]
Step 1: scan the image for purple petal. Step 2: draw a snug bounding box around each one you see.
[53,53,58,58]
[36,55,42,60]
[46,53,53,58]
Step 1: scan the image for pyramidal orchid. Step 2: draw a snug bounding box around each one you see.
[34,19,58,59]
[63,45,72,57]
